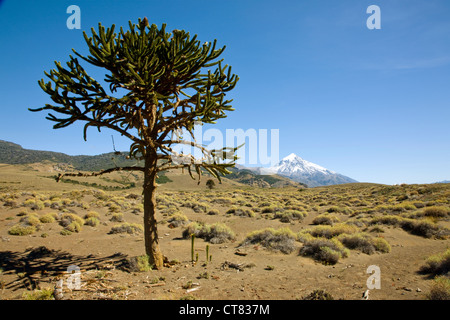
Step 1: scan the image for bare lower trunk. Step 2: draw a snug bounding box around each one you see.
[143,152,164,270]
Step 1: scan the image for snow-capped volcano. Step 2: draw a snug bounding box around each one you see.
[258,153,357,187]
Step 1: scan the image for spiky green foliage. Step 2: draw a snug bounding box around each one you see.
[30,18,240,181]
[29,18,240,269]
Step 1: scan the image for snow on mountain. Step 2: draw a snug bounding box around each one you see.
[258,153,357,187]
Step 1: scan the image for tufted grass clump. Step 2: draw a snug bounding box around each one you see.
[84,211,99,219]
[167,213,189,228]
[241,227,297,254]
[110,212,124,222]
[59,213,84,233]
[109,223,143,235]
[226,206,255,218]
[274,210,306,223]
[312,213,340,226]
[182,222,236,244]
[8,213,42,236]
[422,206,449,218]
[370,214,450,239]
[299,238,349,265]
[39,212,57,224]
[207,209,220,215]
[427,276,450,300]
[84,217,100,227]
[22,288,54,300]
[420,248,450,276]
[8,224,37,236]
[303,223,358,239]
[337,233,391,254]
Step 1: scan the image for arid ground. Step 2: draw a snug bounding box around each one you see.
[1,163,449,300]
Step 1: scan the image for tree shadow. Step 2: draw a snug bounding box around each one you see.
[0,246,128,292]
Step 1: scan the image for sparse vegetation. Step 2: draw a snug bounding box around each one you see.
[241,227,297,254]
[420,248,450,277]
[1,167,450,300]
[427,276,450,300]
[109,223,143,235]
[182,222,236,244]
[299,238,349,265]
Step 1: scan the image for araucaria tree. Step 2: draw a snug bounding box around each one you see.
[30,18,239,269]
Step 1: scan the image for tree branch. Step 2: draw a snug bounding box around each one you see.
[56,166,145,182]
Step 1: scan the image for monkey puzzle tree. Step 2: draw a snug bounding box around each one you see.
[30,18,239,269]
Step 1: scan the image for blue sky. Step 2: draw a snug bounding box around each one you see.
[1,0,450,185]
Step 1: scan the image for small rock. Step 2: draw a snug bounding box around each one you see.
[416,288,422,292]
[403,287,412,292]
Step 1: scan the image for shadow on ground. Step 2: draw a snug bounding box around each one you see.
[0,246,128,291]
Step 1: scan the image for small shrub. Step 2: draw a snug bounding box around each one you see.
[400,219,446,239]
[302,289,334,300]
[226,207,255,218]
[109,223,143,235]
[59,213,84,228]
[84,217,100,227]
[371,237,391,253]
[241,227,297,254]
[110,212,124,222]
[338,233,376,254]
[182,222,235,244]
[296,231,316,243]
[312,214,339,226]
[22,288,54,300]
[20,214,41,227]
[168,213,189,228]
[84,211,99,219]
[274,210,306,223]
[8,224,36,236]
[299,238,349,265]
[39,213,57,224]
[60,229,72,236]
[65,221,82,233]
[420,249,450,276]
[423,206,449,218]
[427,276,450,300]
[122,255,153,272]
[207,209,220,215]
[327,206,341,213]
[304,223,358,239]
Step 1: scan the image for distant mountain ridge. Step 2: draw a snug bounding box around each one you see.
[0,140,140,171]
[248,153,358,187]
[0,140,303,188]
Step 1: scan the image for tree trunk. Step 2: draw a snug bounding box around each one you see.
[143,150,164,270]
